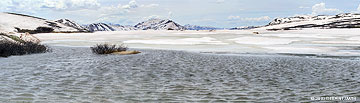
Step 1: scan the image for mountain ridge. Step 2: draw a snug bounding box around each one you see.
[261,13,360,30]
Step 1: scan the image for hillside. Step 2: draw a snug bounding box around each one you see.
[260,13,360,30]
[0,13,78,33]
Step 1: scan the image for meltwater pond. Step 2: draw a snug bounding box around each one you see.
[0,46,359,102]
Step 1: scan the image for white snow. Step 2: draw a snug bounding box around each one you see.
[124,37,227,45]
[34,29,360,56]
[312,40,360,44]
[347,36,360,41]
[263,33,337,39]
[228,37,299,45]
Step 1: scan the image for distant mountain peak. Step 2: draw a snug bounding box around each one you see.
[184,24,223,30]
[85,23,115,32]
[135,19,185,30]
[55,18,89,31]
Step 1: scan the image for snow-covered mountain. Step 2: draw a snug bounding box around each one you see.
[261,13,360,30]
[134,19,186,30]
[0,12,78,33]
[108,24,138,31]
[55,19,89,32]
[230,26,260,30]
[184,24,222,30]
[85,23,116,32]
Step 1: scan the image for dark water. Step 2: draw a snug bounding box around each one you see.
[0,47,359,103]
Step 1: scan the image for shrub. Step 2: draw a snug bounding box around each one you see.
[0,41,49,57]
[35,27,54,33]
[15,27,54,34]
[15,27,36,34]
[91,44,128,54]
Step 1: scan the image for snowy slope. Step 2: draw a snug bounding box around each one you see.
[135,19,186,30]
[85,23,115,32]
[260,13,360,30]
[108,24,137,31]
[230,26,260,30]
[55,19,89,32]
[0,12,78,33]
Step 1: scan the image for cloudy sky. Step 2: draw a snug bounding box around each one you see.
[0,0,360,27]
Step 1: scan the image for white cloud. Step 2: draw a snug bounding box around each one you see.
[228,16,271,21]
[0,0,100,11]
[168,11,173,19]
[216,0,225,3]
[299,6,310,9]
[69,0,100,8]
[143,15,161,20]
[357,4,360,12]
[311,3,342,15]
[122,0,138,9]
[122,0,158,9]
[141,4,159,8]
[92,0,162,24]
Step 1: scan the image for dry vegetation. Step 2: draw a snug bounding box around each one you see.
[0,33,49,57]
[91,44,128,54]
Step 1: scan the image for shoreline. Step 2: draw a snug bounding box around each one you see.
[34,45,360,61]
[34,29,360,57]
